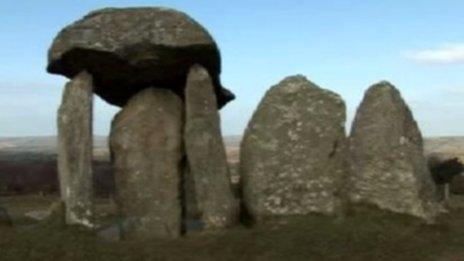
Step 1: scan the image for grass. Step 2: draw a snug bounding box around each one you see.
[1,196,464,260]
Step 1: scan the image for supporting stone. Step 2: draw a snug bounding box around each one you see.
[240,75,347,221]
[110,88,183,240]
[348,81,439,221]
[57,71,94,228]
[183,162,201,221]
[184,64,238,229]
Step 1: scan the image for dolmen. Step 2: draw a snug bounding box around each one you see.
[47,7,442,240]
[47,7,238,240]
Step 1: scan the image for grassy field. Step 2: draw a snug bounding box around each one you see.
[1,136,464,260]
[2,195,464,260]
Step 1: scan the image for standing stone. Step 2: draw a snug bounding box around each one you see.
[184,64,238,229]
[57,71,94,228]
[349,81,438,221]
[241,75,347,221]
[110,88,183,240]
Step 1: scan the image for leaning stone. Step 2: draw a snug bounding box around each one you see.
[348,81,439,221]
[240,75,347,221]
[184,65,239,229]
[110,88,183,240]
[47,7,234,108]
[57,71,94,228]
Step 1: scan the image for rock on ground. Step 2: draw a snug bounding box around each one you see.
[110,88,183,240]
[240,75,347,221]
[0,206,12,226]
[348,81,438,221]
[47,7,234,108]
[184,64,238,229]
[57,71,94,228]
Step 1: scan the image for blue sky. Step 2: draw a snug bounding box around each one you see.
[1,0,463,137]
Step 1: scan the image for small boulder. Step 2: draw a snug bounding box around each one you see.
[0,206,12,226]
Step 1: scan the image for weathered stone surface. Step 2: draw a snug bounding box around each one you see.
[57,71,94,228]
[47,7,234,108]
[0,206,12,226]
[184,65,238,229]
[348,81,438,221]
[240,75,347,220]
[110,88,183,240]
[183,163,200,220]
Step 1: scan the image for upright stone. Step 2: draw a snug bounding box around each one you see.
[57,71,94,228]
[184,64,238,229]
[241,75,347,221]
[110,88,183,240]
[349,81,438,221]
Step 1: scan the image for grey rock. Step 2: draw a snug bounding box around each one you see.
[57,71,94,228]
[110,88,183,240]
[240,75,347,220]
[97,224,120,242]
[348,81,439,221]
[25,210,49,221]
[0,206,12,226]
[184,65,238,229]
[47,7,234,108]
[43,200,66,227]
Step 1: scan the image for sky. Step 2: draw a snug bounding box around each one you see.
[0,0,463,137]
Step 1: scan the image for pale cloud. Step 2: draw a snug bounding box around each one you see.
[406,43,464,64]
[443,86,464,96]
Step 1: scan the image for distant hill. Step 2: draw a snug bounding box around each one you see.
[423,136,464,156]
[0,135,241,152]
[1,135,463,161]
[0,136,108,153]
